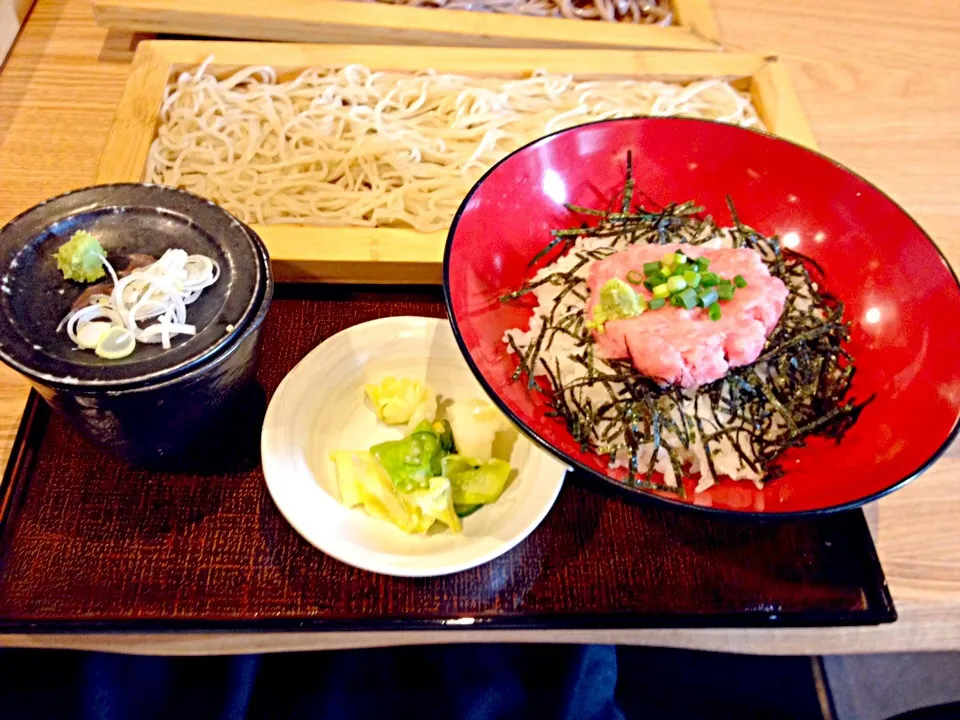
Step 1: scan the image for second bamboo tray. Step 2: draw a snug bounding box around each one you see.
[93,0,720,51]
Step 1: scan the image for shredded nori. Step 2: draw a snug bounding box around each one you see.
[500,154,871,494]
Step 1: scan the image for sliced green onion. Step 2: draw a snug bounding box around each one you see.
[708,303,722,321]
[734,274,748,288]
[697,257,711,272]
[643,280,655,292]
[717,281,735,301]
[76,321,112,350]
[626,270,643,285]
[643,261,661,276]
[666,276,687,293]
[652,283,670,299]
[700,272,720,287]
[677,287,698,309]
[670,294,683,307]
[682,270,701,288]
[648,297,667,310]
[698,288,719,307]
[674,252,688,265]
[661,252,675,268]
[95,327,136,359]
[646,270,667,286]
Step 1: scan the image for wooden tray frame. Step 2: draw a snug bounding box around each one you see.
[92,0,721,51]
[95,41,817,284]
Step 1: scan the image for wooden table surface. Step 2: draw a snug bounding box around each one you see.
[0,0,957,656]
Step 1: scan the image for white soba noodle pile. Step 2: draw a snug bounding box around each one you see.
[349,0,674,24]
[147,60,762,232]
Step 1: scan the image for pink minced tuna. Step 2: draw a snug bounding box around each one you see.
[587,243,788,388]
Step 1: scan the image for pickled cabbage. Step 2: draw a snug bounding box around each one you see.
[364,377,437,429]
[329,450,365,507]
[330,449,428,534]
[370,429,444,493]
[332,380,516,534]
[401,476,461,533]
[447,399,509,462]
[441,454,512,506]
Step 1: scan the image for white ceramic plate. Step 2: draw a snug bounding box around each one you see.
[261,316,569,577]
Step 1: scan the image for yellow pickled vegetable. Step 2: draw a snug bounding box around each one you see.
[402,476,461,533]
[330,449,428,534]
[364,377,437,430]
[447,398,509,462]
[442,455,512,506]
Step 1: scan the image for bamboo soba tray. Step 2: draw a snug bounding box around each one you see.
[92,0,720,51]
[96,41,816,284]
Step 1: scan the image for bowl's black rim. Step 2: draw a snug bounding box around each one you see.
[442,115,960,519]
[0,183,266,393]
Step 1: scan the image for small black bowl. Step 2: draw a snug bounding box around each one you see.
[0,184,273,464]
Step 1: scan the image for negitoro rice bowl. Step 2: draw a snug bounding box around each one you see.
[500,197,855,497]
[443,117,960,515]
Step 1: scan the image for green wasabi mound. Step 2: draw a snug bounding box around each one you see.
[55,230,106,283]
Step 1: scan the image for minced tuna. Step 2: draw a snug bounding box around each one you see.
[586,243,788,388]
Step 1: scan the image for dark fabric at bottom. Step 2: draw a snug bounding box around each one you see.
[0,644,824,720]
[245,644,619,720]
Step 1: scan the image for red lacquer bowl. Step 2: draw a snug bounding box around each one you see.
[443,117,960,516]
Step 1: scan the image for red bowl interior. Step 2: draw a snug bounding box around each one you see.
[444,117,960,515]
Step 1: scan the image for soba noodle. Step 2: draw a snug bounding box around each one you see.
[350,0,673,24]
[147,61,762,232]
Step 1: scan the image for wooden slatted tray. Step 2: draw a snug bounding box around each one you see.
[92,0,720,51]
[96,41,815,284]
